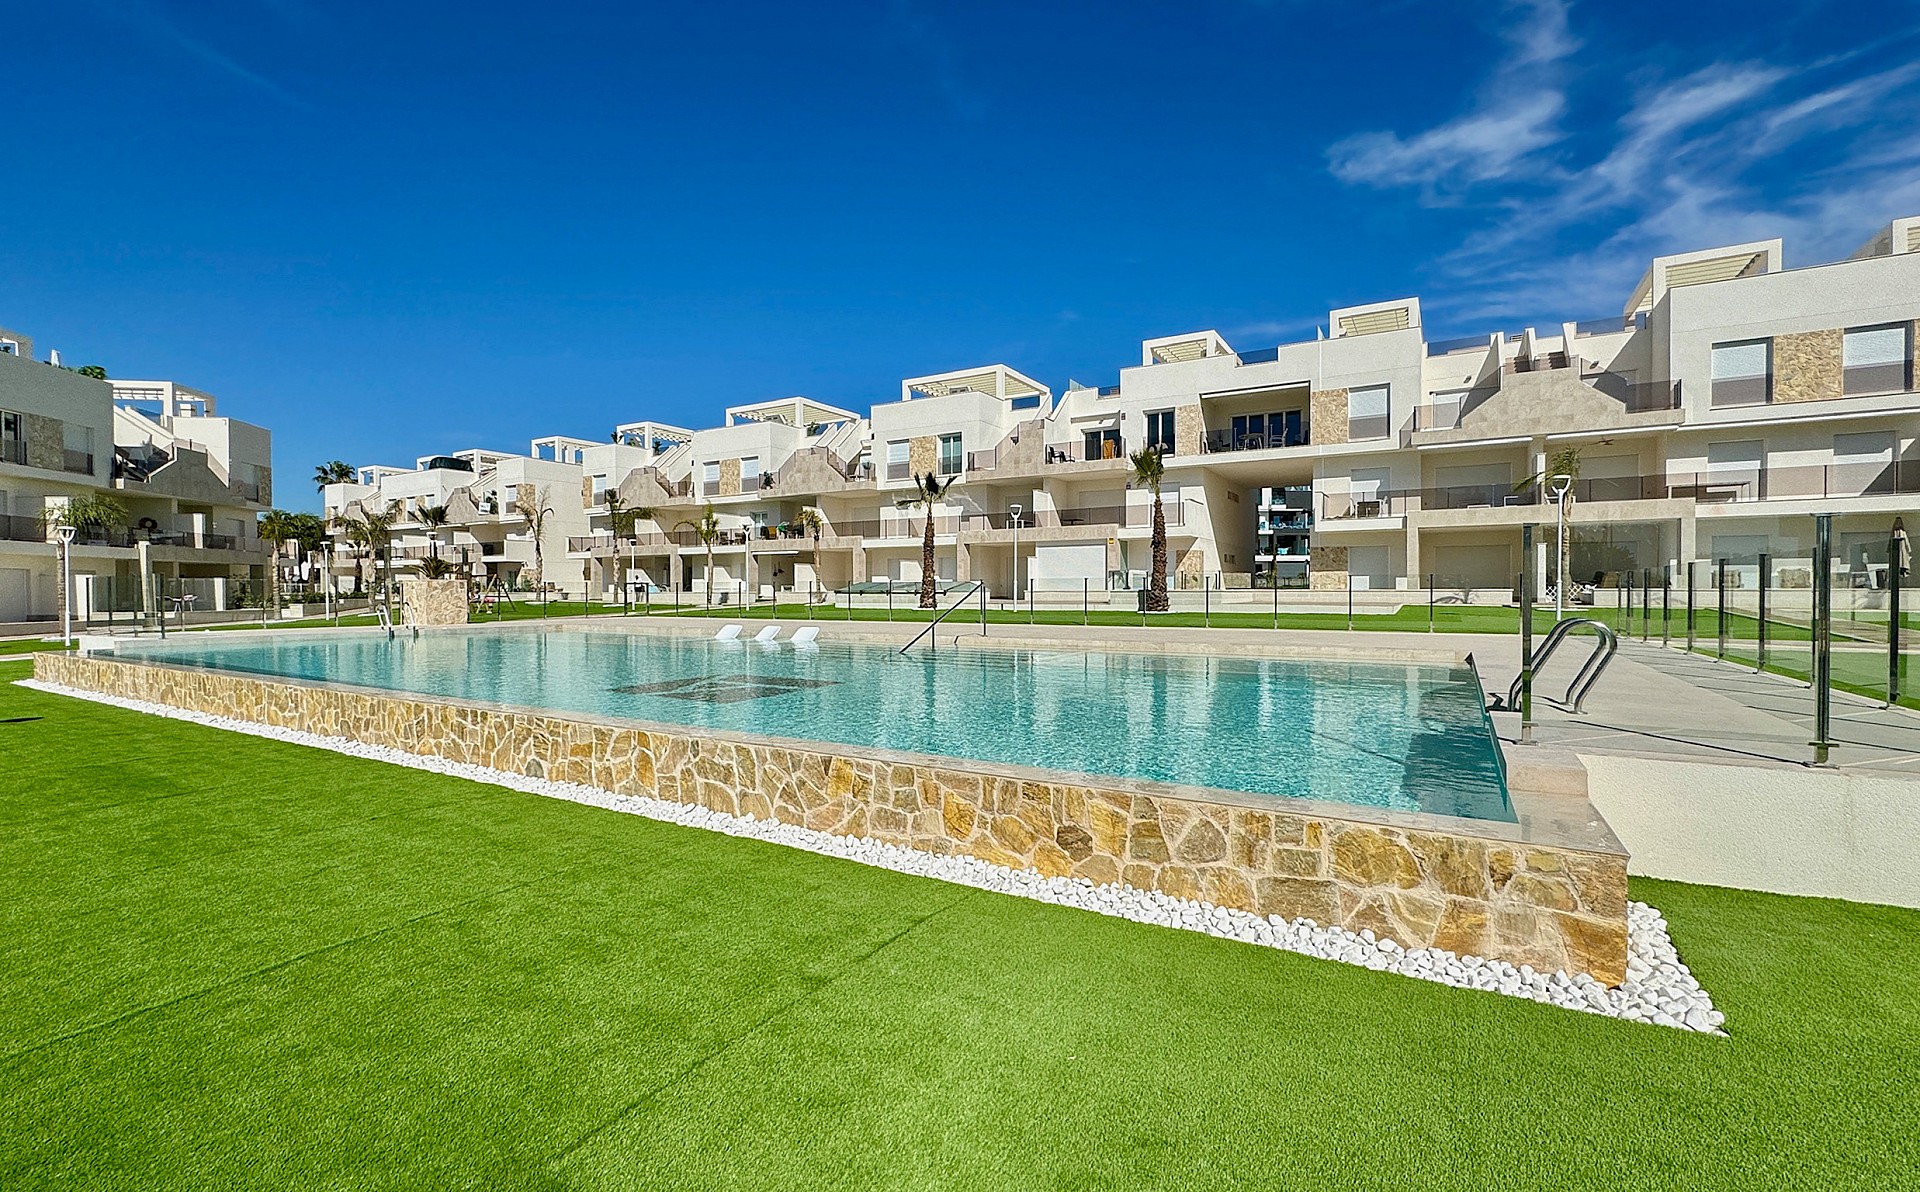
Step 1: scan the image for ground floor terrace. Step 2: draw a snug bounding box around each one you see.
[0,538,269,628]
[570,521,1207,604]
[2,630,1916,1187]
[1312,506,1914,599]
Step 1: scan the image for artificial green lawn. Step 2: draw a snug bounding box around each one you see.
[2,659,1917,1189]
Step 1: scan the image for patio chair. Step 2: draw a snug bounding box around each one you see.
[751,625,782,643]
[713,623,744,641]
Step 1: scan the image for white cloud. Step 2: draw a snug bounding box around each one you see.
[1329,24,1920,323]
[1326,0,1577,197]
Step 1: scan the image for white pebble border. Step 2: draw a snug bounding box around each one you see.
[19,678,1726,1034]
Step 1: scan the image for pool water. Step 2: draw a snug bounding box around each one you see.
[121,631,1513,821]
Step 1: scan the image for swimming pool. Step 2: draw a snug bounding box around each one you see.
[119,630,1512,821]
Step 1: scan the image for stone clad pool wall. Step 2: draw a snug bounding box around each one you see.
[35,652,1629,984]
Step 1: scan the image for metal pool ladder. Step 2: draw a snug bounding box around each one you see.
[899,581,986,654]
[374,600,416,641]
[1489,617,1619,714]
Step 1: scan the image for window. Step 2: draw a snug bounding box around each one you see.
[885,440,910,481]
[740,455,760,487]
[0,340,17,356]
[1834,430,1896,496]
[1705,440,1765,501]
[937,433,962,476]
[591,474,609,500]
[1083,427,1122,460]
[61,422,93,475]
[0,410,21,466]
[1144,410,1176,454]
[1347,385,1389,440]
[1843,325,1909,395]
[1710,340,1771,406]
[702,461,720,495]
[233,461,263,502]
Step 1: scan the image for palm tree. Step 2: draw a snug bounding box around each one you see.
[416,504,451,562]
[259,509,300,600]
[907,472,955,609]
[419,556,459,580]
[515,486,553,592]
[1130,446,1169,612]
[313,460,355,492]
[603,491,654,602]
[341,500,401,614]
[674,504,722,606]
[1516,445,1583,602]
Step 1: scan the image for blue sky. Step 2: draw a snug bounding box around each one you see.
[7,0,1919,510]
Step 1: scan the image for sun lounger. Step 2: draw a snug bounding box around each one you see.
[713,623,743,641]
[752,625,782,643]
[790,626,819,646]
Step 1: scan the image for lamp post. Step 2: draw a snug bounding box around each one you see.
[56,524,76,647]
[1009,503,1024,604]
[1548,473,1573,621]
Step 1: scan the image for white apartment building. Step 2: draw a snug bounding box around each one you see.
[0,327,275,625]
[335,215,1920,607]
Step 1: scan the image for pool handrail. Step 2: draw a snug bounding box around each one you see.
[1494,617,1618,714]
[899,580,986,654]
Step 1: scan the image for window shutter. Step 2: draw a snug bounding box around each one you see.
[1710,342,1768,379]
[1844,326,1906,367]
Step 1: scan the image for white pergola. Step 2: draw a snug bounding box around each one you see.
[899,363,1050,404]
[724,396,862,428]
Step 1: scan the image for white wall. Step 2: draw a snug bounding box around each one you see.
[1584,753,1920,909]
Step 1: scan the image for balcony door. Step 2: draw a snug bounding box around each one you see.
[1083,427,1121,460]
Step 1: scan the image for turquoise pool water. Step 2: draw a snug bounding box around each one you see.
[120,631,1513,821]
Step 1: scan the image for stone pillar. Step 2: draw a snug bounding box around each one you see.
[1773,328,1843,402]
[1310,390,1349,446]
[1310,544,1348,590]
[400,578,470,625]
[1173,404,1204,456]
[908,435,937,476]
[718,458,742,496]
[955,542,971,583]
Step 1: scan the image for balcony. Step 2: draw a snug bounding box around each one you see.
[1319,460,1920,521]
[62,449,94,475]
[1,439,26,466]
[1201,426,1307,454]
[1414,378,1679,431]
[11,516,138,547]
[964,502,1191,532]
[1,513,45,543]
[965,436,1134,473]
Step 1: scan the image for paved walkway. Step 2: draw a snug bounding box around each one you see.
[1481,633,1920,775]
